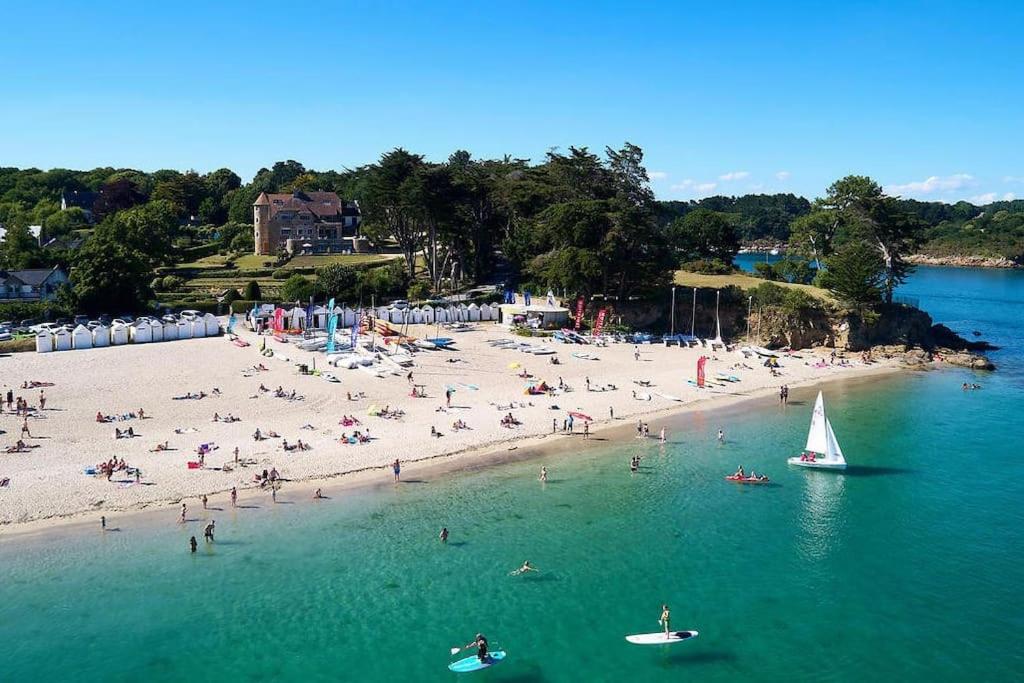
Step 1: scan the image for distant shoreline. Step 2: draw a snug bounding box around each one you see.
[739,246,1020,270]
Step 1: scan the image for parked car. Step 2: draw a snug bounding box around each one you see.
[73,314,89,326]
[56,318,71,326]
[97,314,112,325]
[179,310,202,321]
[86,320,103,330]
[390,300,410,310]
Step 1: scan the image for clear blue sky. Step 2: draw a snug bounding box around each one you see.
[1,1,1021,203]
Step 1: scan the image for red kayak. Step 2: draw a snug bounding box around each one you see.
[725,475,770,484]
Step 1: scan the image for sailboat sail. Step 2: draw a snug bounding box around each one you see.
[805,392,828,454]
[824,418,846,464]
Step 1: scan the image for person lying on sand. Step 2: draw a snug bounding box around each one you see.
[150,441,170,452]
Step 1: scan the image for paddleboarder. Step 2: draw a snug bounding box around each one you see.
[659,604,671,637]
[463,634,489,663]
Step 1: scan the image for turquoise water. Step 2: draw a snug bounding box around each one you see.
[3,267,1023,681]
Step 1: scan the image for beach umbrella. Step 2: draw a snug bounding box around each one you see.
[569,411,593,422]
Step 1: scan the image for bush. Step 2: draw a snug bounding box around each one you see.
[280,274,314,302]
[406,281,431,301]
[0,338,36,353]
[222,288,241,304]
[0,301,68,323]
[244,281,262,300]
[162,275,186,291]
[230,299,258,314]
[753,262,781,281]
[751,282,787,307]
[679,258,734,274]
[272,268,290,280]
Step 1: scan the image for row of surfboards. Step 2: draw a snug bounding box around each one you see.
[448,630,698,672]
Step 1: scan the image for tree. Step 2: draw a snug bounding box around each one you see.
[788,210,838,268]
[314,263,358,300]
[360,149,428,278]
[668,209,740,265]
[42,207,89,242]
[819,242,885,308]
[71,233,154,312]
[819,175,923,303]
[244,280,262,300]
[280,274,313,302]
[98,200,180,267]
[0,223,45,269]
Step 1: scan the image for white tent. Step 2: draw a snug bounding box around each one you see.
[92,324,110,347]
[190,318,206,338]
[130,320,152,343]
[35,331,53,353]
[467,303,481,322]
[177,318,192,340]
[53,327,72,351]
[162,320,178,341]
[312,306,328,329]
[111,323,129,345]
[421,305,435,324]
[204,313,219,336]
[72,324,93,350]
[150,321,164,342]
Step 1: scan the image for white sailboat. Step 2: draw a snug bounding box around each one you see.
[788,391,847,470]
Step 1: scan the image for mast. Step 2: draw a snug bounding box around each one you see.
[690,288,696,338]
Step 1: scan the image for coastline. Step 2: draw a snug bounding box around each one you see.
[906,253,1020,269]
[0,358,904,542]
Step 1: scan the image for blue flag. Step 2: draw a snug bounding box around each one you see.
[326,313,338,353]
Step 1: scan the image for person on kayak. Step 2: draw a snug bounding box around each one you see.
[659,604,671,637]
[464,634,489,662]
[734,465,745,478]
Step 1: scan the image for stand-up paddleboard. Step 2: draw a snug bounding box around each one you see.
[626,630,699,645]
[448,651,507,673]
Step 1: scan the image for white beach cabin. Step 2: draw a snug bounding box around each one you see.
[92,324,110,347]
[162,320,178,341]
[130,319,152,343]
[190,317,206,338]
[35,330,53,353]
[71,324,93,350]
[177,318,192,340]
[53,327,72,351]
[111,322,129,345]
[150,320,164,342]
[204,313,219,336]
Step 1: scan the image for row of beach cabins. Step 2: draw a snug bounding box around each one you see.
[36,314,222,353]
[248,302,502,331]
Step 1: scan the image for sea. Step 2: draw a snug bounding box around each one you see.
[2,261,1022,682]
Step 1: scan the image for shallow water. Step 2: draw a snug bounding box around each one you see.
[3,265,1022,682]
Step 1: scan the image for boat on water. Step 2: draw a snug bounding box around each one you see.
[788,391,847,470]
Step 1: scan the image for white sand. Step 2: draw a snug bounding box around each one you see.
[0,323,897,530]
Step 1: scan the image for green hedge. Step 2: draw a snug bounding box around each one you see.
[0,301,70,323]
[156,299,222,314]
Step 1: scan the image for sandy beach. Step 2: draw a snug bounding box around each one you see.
[0,322,899,533]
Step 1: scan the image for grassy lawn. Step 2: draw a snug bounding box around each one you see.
[673,270,834,302]
[285,253,398,269]
[174,254,232,270]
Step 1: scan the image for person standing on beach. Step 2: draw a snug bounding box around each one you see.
[440,527,449,543]
[230,487,237,507]
[202,494,208,510]
[634,346,640,361]
[583,422,590,440]
[609,406,614,420]
[393,458,401,482]
[271,484,278,503]
[190,536,197,553]
[446,388,452,408]
[101,515,106,530]
[39,390,46,411]
[552,418,557,434]
[21,418,31,438]
[783,386,789,405]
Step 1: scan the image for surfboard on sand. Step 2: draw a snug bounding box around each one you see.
[448,651,507,672]
[625,630,699,645]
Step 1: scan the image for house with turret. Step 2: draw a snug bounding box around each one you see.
[253,191,361,255]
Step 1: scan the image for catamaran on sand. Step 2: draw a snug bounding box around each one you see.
[788,391,847,470]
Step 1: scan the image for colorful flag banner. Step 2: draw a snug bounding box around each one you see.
[594,308,607,336]
[574,297,585,331]
[697,355,707,388]
[326,313,338,353]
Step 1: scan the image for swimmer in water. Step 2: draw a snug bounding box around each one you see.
[717,429,725,442]
[510,560,538,576]
[539,466,547,482]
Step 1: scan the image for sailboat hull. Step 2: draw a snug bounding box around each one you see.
[787,457,847,470]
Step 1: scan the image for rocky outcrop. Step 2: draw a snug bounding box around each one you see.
[907,253,1021,269]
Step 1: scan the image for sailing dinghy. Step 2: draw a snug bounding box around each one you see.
[788,391,847,470]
